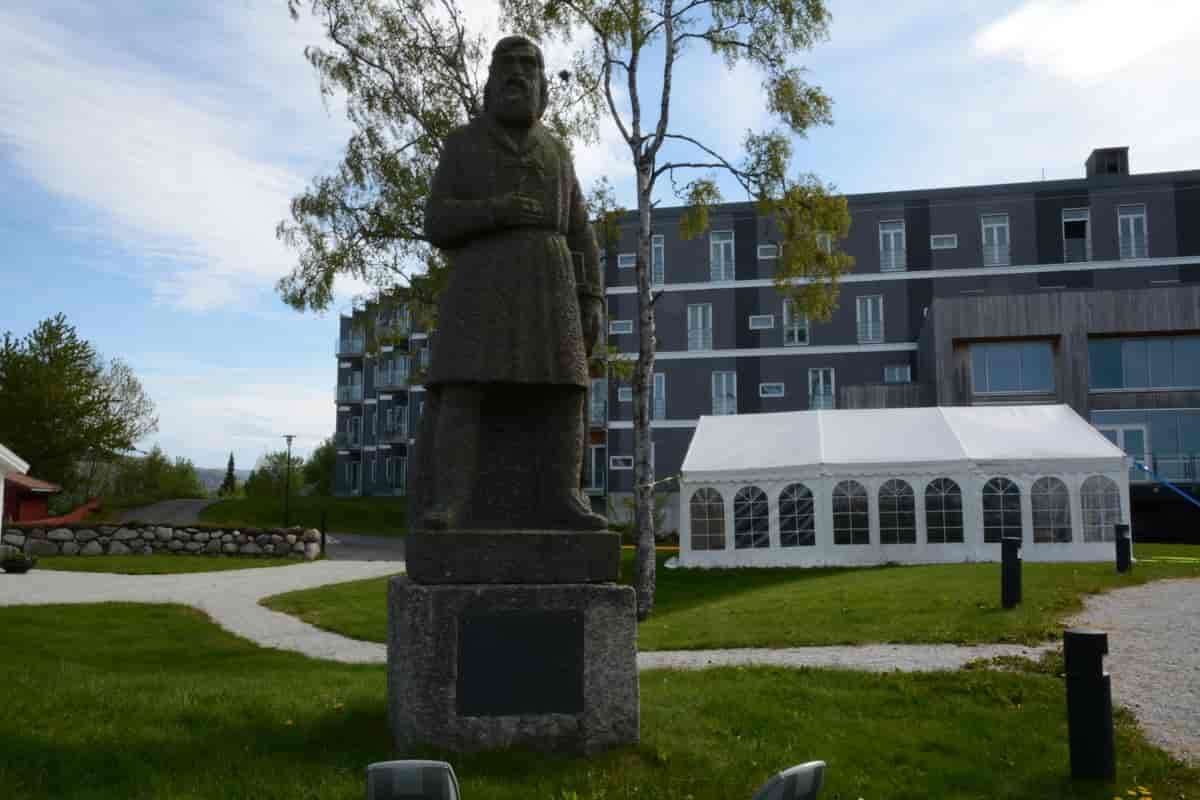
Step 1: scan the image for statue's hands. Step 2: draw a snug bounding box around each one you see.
[582,297,603,355]
[492,193,544,228]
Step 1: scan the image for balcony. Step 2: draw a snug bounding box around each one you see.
[880,251,906,272]
[336,384,364,403]
[856,322,883,344]
[337,337,365,356]
[375,366,410,390]
[982,245,1011,267]
[334,430,363,449]
[377,320,412,341]
[589,397,607,427]
[382,421,409,443]
[1133,453,1200,484]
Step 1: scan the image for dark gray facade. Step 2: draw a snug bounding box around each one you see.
[600,148,1200,536]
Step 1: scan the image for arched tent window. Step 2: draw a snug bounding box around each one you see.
[690,488,726,551]
[1081,475,1121,542]
[878,479,916,544]
[1032,477,1072,543]
[734,486,770,549]
[832,480,870,545]
[982,478,1022,543]
[779,483,815,547]
[925,478,964,544]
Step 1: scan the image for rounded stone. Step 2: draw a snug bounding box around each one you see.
[303,529,320,543]
[155,527,173,542]
[48,528,74,542]
[193,532,210,543]
[1,533,25,547]
[241,542,263,555]
[60,542,80,555]
[304,542,320,560]
[80,541,103,556]
[74,529,99,543]
[203,540,222,554]
[285,534,297,545]
[173,530,190,540]
[113,527,139,541]
[29,540,59,556]
[167,540,183,551]
[108,541,131,555]
[184,542,203,553]
[222,543,238,554]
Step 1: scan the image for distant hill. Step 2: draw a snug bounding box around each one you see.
[195,467,252,495]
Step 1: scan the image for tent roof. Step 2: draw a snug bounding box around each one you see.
[681,405,1126,476]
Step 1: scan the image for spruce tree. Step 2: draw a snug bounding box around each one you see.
[219,452,238,496]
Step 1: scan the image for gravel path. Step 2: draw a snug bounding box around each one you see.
[638,643,1054,672]
[1064,577,1200,766]
[117,498,218,525]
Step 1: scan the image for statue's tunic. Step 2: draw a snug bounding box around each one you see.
[424,116,601,388]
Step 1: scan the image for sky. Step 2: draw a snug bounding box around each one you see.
[2,0,1199,472]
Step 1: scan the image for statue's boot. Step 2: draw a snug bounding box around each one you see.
[541,387,608,531]
[421,384,481,531]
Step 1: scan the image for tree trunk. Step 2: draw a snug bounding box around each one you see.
[633,161,657,621]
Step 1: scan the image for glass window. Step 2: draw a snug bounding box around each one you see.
[925,478,964,544]
[879,220,906,272]
[809,368,835,409]
[1081,476,1121,543]
[608,319,634,335]
[749,314,775,330]
[981,214,1011,266]
[856,295,884,344]
[930,234,958,250]
[652,235,665,284]
[690,488,726,551]
[653,372,666,420]
[687,304,713,351]
[779,483,815,547]
[783,300,809,346]
[832,480,870,545]
[617,386,632,402]
[1118,204,1148,259]
[609,456,634,470]
[1122,339,1149,389]
[712,371,737,415]
[982,477,1022,543]
[878,479,916,544]
[884,365,912,384]
[1148,339,1174,387]
[1031,477,1072,543]
[1062,207,1091,263]
[733,486,770,549]
[757,243,779,259]
[1089,340,1124,390]
[972,342,1054,394]
[759,382,785,398]
[589,378,607,426]
[710,230,735,281]
[617,253,636,269]
[1175,338,1200,386]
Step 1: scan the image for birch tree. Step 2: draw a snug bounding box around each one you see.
[502,0,853,619]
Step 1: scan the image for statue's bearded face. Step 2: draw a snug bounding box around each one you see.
[488,43,542,129]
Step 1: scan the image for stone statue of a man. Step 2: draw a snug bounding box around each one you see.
[414,35,607,532]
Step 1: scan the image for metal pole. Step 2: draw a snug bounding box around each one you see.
[283,434,295,528]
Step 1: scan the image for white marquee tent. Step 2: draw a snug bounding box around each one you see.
[678,405,1130,568]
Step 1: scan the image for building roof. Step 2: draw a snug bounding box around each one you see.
[4,472,62,494]
[681,404,1126,478]
[0,443,29,475]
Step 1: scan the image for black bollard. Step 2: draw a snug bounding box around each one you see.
[1001,536,1022,609]
[1115,523,1132,574]
[1064,628,1116,780]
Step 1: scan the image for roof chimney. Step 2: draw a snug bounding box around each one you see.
[1086,147,1129,178]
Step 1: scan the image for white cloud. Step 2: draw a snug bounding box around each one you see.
[975,0,1200,82]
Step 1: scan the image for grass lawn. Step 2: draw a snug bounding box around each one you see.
[198,495,407,536]
[2,603,1196,800]
[37,555,301,574]
[261,543,1200,650]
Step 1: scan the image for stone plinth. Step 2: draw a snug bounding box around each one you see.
[405,531,620,584]
[387,576,639,754]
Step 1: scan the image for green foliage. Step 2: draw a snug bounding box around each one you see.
[243,450,306,499]
[301,438,336,496]
[106,446,208,505]
[37,555,298,574]
[0,314,157,490]
[219,452,238,497]
[199,494,407,536]
[277,0,602,313]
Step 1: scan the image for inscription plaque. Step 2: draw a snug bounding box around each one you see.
[457,610,584,716]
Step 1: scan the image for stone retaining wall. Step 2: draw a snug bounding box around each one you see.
[1,523,322,560]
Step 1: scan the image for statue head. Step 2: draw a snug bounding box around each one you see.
[483,35,549,128]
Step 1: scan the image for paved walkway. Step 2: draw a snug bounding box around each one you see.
[324,532,406,561]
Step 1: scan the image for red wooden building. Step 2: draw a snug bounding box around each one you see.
[3,472,63,523]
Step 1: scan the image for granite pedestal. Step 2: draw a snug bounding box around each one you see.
[387,573,639,754]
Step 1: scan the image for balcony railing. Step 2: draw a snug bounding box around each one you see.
[1064,240,1092,263]
[856,323,883,344]
[982,245,1011,267]
[1134,453,1200,484]
[336,384,364,403]
[334,430,362,448]
[880,251,906,272]
[377,320,412,339]
[337,337,365,355]
[375,366,410,389]
[687,330,713,351]
[589,397,607,427]
[383,421,409,442]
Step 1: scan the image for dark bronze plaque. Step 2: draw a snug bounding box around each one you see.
[457,610,584,716]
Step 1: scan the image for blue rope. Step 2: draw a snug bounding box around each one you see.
[1132,461,1200,512]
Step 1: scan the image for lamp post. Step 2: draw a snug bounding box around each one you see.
[282,434,295,528]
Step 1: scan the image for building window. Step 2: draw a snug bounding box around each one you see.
[1031,476,1072,543]
[712,371,737,415]
[609,456,634,470]
[710,230,735,281]
[690,488,726,550]
[617,386,633,403]
[783,299,809,346]
[982,477,1022,543]
[779,483,815,547]
[878,479,916,544]
[809,367,835,409]
[369,455,377,484]
[981,213,1010,267]
[1118,204,1148,259]
[832,480,869,545]
[757,243,779,259]
[617,253,636,269]
[879,220,906,272]
[608,319,634,335]
[589,377,607,426]
[653,372,666,420]
[884,365,912,384]
[1062,207,1091,263]
[733,486,770,549]
[971,342,1054,394]
[856,295,884,344]
[584,445,606,492]
[652,234,665,284]
[1088,335,1200,390]
[925,478,964,544]
[759,382,785,398]
[930,234,958,250]
[748,314,775,330]
[687,303,713,350]
[1081,475,1121,542]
